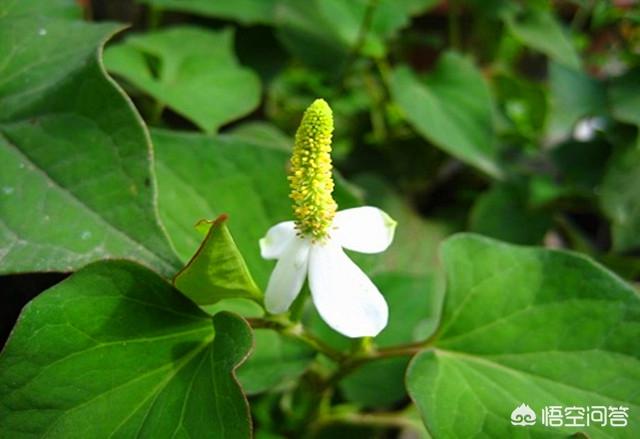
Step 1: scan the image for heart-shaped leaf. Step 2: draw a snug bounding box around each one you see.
[105,26,261,133]
[0,2,180,276]
[407,234,640,438]
[0,260,254,438]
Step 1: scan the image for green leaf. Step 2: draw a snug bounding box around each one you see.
[600,146,640,252]
[152,128,359,288]
[470,182,552,245]
[407,234,640,438]
[389,53,503,178]
[238,329,315,395]
[137,0,278,24]
[0,260,253,438]
[105,26,261,133]
[174,215,262,305]
[0,0,82,19]
[502,6,581,69]
[0,3,180,276]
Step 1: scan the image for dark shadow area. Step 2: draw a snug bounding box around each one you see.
[0,273,68,348]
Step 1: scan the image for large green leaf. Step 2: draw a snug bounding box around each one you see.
[105,26,261,133]
[0,2,180,276]
[152,128,359,288]
[174,215,262,304]
[0,260,253,438]
[407,234,640,438]
[502,6,580,70]
[390,53,502,178]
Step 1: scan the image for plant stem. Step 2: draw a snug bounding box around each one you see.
[321,336,438,390]
[146,6,163,30]
[248,317,439,390]
[247,317,345,362]
[338,0,380,86]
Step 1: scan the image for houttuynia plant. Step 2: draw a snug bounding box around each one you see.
[0,0,638,438]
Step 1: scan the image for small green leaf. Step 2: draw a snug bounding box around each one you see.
[238,329,315,395]
[0,2,180,276]
[390,53,502,178]
[407,234,640,438]
[0,260,253,438]
[174,215,262,305]
[105,26,261,133]
[502,6,581,70]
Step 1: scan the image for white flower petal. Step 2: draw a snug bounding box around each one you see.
[333,206,396,254]
[264,237,310,314]
[308,240,388,338]
[259,221,297,260]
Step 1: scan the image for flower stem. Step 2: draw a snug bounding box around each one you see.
[247,318,439,389]
[247,317,345,362]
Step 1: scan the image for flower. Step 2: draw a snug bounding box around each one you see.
[259,99,397,338]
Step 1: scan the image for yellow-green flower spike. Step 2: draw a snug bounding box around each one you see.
[289,98,337,241]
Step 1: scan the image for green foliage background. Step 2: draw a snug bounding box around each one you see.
[0,0,639,438]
